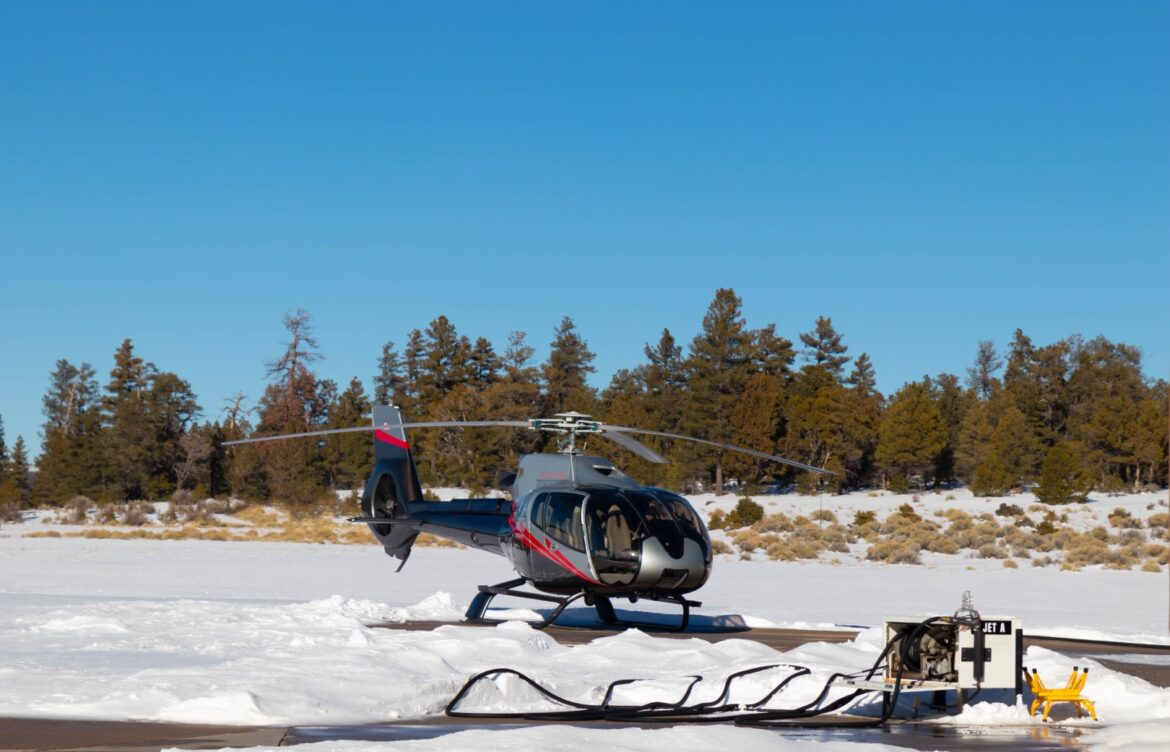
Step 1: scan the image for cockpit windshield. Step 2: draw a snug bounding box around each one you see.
[624,491,685,558]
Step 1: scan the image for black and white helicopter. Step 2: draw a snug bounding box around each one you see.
[228,406,831,629]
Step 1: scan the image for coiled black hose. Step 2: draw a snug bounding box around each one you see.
[445,617,951,727]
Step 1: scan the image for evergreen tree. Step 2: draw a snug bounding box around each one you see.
[798,316,850,379]
[401,329,426,414]
[784,380,873,492]
[9,437,32,506]
[502,331,539,383]
[683,289,755,494]
[35,360,103,504]
[373,340,405,405]
[417,315,474,405]
[324,377,373,491]
[468,337,502,386]
[542,316,597,414]
[846,353,877,395]
[727,372,786,484]
[255,309,330,505]
[753,324,796,377]
[1035,441,1092,505]
[479,333,544,482]
[628,328,689,486]
[875,382,946,491]
[966,340,1002,400]
[926,373,969,484]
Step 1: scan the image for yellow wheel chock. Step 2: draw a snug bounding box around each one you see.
[1025,666,1097,721]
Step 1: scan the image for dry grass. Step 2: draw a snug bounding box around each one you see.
[1003,559,1019,569]
[234,505,285,527]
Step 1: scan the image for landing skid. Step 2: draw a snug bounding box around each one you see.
[465,578,700,632]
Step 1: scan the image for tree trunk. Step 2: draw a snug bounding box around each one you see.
[715,460,724,496]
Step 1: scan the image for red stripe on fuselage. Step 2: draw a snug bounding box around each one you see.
[511,521,600,585]
[374,429,410,449]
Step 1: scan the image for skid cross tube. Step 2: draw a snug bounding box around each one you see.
[465,578,587,629]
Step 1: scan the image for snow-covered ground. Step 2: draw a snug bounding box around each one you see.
[1,488,1168,752]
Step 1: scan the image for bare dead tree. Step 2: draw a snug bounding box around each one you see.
[173,431,212,491]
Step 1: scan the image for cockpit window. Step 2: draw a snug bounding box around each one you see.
[652,491,708,541]
[625,490,685,558]
[536,492,585,552]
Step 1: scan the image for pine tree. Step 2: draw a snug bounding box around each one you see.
[542,316,597,414]
[683,289,755,494]
[927,373,969,484]
[846,353,877,395]
[799,316,850,379]
[9,437,32,506]
[1035,441,1092,505]
[636,328,688,478]
[966,340,1002,400]
[753,324,795,377]
[417,316,474,405]
[255,310,330,505]
[35,360,103,504]
[502,331,539,383]
[401,329,426,414]
[727,372,786,484]
[468,337,501,386]
[324,377,372,491]
[875,382,947,491]
[373,340,405,405]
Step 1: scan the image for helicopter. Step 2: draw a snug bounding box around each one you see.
[227,405,831,630]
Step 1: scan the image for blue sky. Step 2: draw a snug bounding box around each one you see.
[1,1,1167,457]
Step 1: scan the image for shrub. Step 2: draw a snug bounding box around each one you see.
[811,509,837,523]
[119,501,153,526]
[1148,513,1169,532]
[724,497,765,529]
[1142,559,1162,573]
[710,539,732,556]
[866,539,921,564]
[708,509,727,529]
[852,510,877,527]
[977,543,1009,559]
[756,513,794,533]
[1031,556,1055,568]
[926,536,961,555]
[1003,559,1019,569]
[1107,508,1143,529]
[59,496,93,525]
[995,503,1024,518]
[896,503,921,522]
[0,501,21,524]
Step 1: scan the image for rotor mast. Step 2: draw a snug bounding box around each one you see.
[529,412,602,482]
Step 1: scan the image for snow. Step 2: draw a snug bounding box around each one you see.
[2,487,1169,751]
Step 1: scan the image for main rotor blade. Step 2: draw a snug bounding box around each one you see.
[603,425,836,475]
[222,420,531,447]
[599,429,667,464]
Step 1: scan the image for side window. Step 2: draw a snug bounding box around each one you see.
[541,492,585,552]
[529,493,549,530]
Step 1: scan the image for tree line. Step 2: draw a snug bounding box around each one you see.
[4,288,1166,508]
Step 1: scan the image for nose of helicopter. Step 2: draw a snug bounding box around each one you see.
[632,535,708,590]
